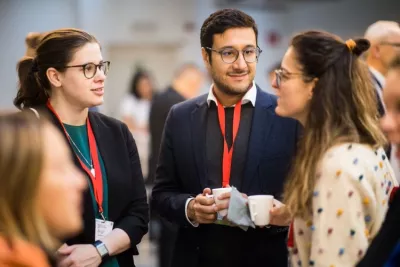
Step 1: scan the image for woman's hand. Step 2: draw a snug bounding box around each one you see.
[269,199,292,226]
[57,244,101,267]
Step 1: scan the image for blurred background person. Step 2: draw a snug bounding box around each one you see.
[147,63,204,267]
[14,28,149,267]
[358,56,400,267]
[364,21,400,180]
[119,69,154,181]
[273,31,396,266]
[0,111,86,267]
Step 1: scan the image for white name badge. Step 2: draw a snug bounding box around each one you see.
[95,219,114,241]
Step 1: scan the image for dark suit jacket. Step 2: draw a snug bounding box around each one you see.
[38,107,149,267]
[357,189,400,267]
[148,87,185,184]
[151,88,299,267]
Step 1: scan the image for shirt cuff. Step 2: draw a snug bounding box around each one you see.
[185,198,199,227]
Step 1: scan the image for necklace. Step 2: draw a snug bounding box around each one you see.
[66,132,95,177]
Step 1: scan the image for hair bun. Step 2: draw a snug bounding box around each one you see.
[352,38,370,56]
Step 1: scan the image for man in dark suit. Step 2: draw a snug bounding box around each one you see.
[364,21,400,166]
[151,9,299,267]
[148,64,204,267]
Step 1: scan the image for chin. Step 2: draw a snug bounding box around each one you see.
[275,106,288,118]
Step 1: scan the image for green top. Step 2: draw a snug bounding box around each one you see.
[64,124,119,267]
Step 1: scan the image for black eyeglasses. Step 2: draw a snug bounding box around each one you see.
[380,42,400,48]
[274,69,304,88]
[64,61,110,79]
[204,46,262,64]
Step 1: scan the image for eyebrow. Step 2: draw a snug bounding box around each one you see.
[216,45,256,50]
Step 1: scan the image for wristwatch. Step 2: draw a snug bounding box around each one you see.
[94,240,109,259]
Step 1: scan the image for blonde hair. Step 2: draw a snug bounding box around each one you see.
[0,111,56,250]
[283,31,387,219]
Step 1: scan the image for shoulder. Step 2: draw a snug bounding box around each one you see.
[170,93,208,114]
[89,111,129,133]
[0,237,50,267]
[319,143,388,182]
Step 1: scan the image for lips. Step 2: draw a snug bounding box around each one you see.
[91,87,104,96]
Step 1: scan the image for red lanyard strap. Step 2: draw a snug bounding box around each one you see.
[46,101,104,216]
[216,100,242,187]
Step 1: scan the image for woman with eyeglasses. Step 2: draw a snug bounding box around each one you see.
[14,28,149,267]
[270,31,398,266]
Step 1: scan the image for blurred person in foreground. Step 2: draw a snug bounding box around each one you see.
[272,30,397,266]
[358,56,400,267]
[14,28,149,267]
[0,111,86,267]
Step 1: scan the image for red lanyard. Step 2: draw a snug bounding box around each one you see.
[216,100,242,187]
[46,101,104,217]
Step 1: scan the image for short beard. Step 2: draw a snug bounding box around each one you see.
[211,69,253,96]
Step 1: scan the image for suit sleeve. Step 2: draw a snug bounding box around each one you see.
[151,106,194,227]
[356,190,400,267]
[114,123,149,252]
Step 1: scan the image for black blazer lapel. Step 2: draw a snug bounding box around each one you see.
[191,97,208,189]
[88,112,120,221]
[241,89,275,193]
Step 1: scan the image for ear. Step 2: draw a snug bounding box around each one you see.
[307,77,319,99]
[201,47,211,69]
[371,44,381,59]
[46,67,63,88]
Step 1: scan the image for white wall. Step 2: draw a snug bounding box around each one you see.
[0,0,78,109]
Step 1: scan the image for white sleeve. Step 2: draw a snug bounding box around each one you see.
[185,198,199,227]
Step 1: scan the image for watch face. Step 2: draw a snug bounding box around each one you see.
[97,243,108,257]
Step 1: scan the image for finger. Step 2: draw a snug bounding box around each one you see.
[241,193,248,199]
[58,256,73,267]
[215,201,229,211]
[197,213,217,223]
[218,192,231,200]
[58,245,75,255]
[202,188,212,195]
[195,202,217,214]
[196,195,215,206]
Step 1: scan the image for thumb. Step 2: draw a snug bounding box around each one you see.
[58,245,75,255]
[203,188,212,195]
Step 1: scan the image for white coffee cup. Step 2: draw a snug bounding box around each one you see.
[248,195,274,226]
[212,187,232,217]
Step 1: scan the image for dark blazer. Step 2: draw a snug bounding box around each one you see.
[38,107,149,267]
[357,190,400,267]
[151,88,299,267]
[148,87,185,184]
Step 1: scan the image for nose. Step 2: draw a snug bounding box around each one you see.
[381,113,396,134]
[72,167,87,192]
[271,75,279,90]
[94,66,106,82]
[232,52,247,70]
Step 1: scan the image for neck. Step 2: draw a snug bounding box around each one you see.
[172,80,190,99]
[213,86,244,107]
[49,96,88,126]
[367,58,387,76]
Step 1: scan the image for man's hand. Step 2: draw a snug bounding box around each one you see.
[187,188,217,224]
